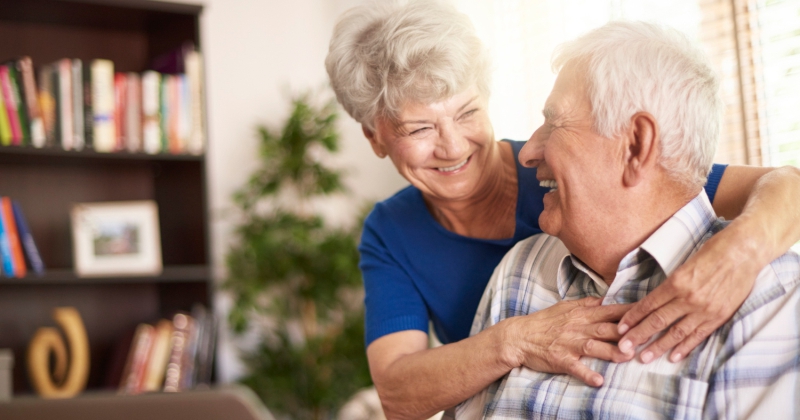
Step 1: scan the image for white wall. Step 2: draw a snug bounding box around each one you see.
[161,0,407,382]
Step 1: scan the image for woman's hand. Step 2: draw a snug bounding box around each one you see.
[616,165,800,364]
[508,297,633,387]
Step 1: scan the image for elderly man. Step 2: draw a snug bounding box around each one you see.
[457,21,800,419]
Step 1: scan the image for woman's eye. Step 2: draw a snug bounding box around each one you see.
[459,109,478,120]
[409,127,430,136]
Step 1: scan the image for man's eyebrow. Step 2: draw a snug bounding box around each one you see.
[542,106,556,120]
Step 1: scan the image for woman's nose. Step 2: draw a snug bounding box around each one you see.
[435,121,469,159]
[519,126,546,168]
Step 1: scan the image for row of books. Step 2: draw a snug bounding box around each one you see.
[110,303,216,395]
[0,197,44,278]
[0,51,205,155]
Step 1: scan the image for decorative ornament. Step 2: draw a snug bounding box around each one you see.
[27,307,90,398]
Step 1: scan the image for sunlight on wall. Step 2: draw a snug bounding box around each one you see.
[453,0,702,141]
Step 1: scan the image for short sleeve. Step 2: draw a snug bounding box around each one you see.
[359,208,430,347]
[703,163,727,204]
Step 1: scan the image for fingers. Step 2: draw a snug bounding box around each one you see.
[618,301,686,355]
[617,284,673,335]
[580,339,633,364]
[584,303,634,323]
[638,317,716,363]
[564,360,604,387]
[586,322,623,342]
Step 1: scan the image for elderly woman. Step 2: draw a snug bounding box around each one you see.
[325,1,800,418]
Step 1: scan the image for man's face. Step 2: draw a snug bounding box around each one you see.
[519,67,625,246]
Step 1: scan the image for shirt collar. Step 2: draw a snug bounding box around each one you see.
[555,191,717,299]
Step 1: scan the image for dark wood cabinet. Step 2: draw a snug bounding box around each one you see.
[0,0,211,395]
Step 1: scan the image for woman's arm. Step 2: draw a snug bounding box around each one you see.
[368,298,631,420]
[616,165,800,362]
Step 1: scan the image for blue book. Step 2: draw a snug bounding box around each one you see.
[12,200,44,275]
[0,197,15,276]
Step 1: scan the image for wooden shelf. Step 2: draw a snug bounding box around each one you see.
[0,145,204,162]
[0,265,210,285]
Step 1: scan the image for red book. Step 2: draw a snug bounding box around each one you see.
[0,65,22,145]
[1,197,26,278]
[114,73,127,151]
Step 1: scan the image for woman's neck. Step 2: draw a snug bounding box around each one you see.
[424,141,518,240]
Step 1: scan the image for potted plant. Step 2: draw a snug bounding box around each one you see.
[224,92,372,420]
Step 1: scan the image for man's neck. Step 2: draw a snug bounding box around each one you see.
[565,182,700,285]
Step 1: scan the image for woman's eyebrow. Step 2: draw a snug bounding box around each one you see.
[457,96,480,114]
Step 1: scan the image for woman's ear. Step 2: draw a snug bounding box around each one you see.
[362,125,387,158]
[622,112,659,187]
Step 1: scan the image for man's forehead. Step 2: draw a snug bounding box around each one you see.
[543,69,590,118]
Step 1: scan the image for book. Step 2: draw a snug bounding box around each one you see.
[0,198,16,276]
[0,65,23,145]
[71,59,85,151]
[16,56,46,147]
[184,49,205,155]
[56,58,74,150]
[175,74,189,154]
[119,323,155,395]
[189,303,216,388]
[140,319,173,392]
[38,64,57,147]
[163,312,192,392]
[159,75,170,153]
[113,72,127,151]
[141,71,162,154]
[90,59,115,152]
[0,80,11,146]
[11,200,44,275]
[6,64,31,144]
[125,72,142,152]
[1,197,26,278]
[80,61,93,149]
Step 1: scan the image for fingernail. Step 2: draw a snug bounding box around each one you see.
[670,353,682,363]
[618,324,629,335]
[593,375,603,387]
[619,339,632,353]
[641,351,653,364]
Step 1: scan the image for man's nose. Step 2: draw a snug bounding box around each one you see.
[519,126,546,168]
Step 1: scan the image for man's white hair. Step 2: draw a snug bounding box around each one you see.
[553,21,721,189]
[325,0,491,131]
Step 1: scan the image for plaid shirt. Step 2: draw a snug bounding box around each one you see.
[457,192,800,419]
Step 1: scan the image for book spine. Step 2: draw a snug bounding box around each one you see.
[141,319,173,392]
[119,323,154,395]
[1,197,25,278]
[11,200,44,275]
[167,75,180,154]
[141,71,162,154]
[0,78,11,146]
[71,59,84,151]
[7,65,31,145]
[16,57,46,147]
[91,59,115,152]
[38,65,57,147]
[0,197,15,276]
[185,50,205,155]
[0,66,22,145]
[81,63,93,149]
[113,73,127,152]
[159,75,169,153]
[125,73,141,153]
[163,312,191,392]
[57,59,74,150]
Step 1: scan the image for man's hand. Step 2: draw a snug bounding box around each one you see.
[615,226,759,363]
[510,297,633,387]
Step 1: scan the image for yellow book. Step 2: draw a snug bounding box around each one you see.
[0,84,11,145]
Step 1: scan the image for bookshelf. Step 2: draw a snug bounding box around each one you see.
[0,0,212,395]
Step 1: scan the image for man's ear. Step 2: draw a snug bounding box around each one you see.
[622,112,659,187]
[362,125,387,158]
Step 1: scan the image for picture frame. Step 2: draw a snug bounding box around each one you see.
[71,200,162,277]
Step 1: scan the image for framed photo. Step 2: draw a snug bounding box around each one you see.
[71,200,162,277]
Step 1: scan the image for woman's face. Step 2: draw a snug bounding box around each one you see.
[364,85,496,202]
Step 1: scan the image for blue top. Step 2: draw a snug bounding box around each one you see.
[359,140,727,346]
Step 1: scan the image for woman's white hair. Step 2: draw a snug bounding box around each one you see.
[553,21,721,189]
[325,0,491,131]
